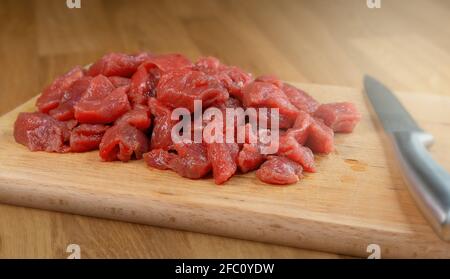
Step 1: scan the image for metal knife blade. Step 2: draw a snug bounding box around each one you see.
[364,75,450,242]
[364,75,423,133]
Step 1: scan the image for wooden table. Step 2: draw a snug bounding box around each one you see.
[1,0,449,258]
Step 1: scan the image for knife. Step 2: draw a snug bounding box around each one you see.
[364,75,450,241]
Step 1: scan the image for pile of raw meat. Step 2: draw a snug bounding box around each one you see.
[13,52,361,185]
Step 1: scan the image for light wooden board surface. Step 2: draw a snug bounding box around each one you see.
[1,82,449,258]
[1,0,450,259]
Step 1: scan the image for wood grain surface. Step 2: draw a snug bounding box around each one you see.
[1,0,450,258]
[1,83,450,258]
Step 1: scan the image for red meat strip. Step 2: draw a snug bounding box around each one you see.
[257,108,295,129]
[195,56,252,99]
[280,110,334,155]
[243,123,258,145]
[156,68,229,112]
[99,123,148,162]
[74,75,131,124]
[14,112,70,152]
[194,56,221,73]
[256,156,303,185]
[285,110,313,144]
[255,75,319,114]
[36,66,85,113]
[240,123,276,163]
[128,64,156,105]
[148,98,175,150]
[282,84,320,114]
[144,53,193,73]
[65,119,78,130]
[133,52,155,64]
[206,143,238,185]
[255,74,284,88]
[227,142,240,163]
[221,66,252,96]
[168,143,212,179]
[115,105,151,131]
[208,98,244,143]
[143,149,176,170]
[215,96,242,111]
[49,76,92,121]
[313,102,361,133]
[306,118,334,154]
[241,81,299,124]
[87,53,141,77]
[128,54,193,105]
[70,124,109,152]
[109,76,131,88]
[277,134,315,172]
[251,77,306,129]
[237,144,265,173]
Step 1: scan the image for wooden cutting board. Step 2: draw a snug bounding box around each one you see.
[1,82,449,258]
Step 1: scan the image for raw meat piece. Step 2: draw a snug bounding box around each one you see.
[14,112,70,152]
[282,83,320,113]
[49,76,92,121]
[36,66,85,113]
[241,81,299,124]
[87,53,140,77]
[194,56,221,73]
[219,66,253,97]
[144,53,193,73]
[156,69,229,112]
[206,143,238,185]
[283,111,333,158]
[255,75,284,88]
[306,118,334,154]
[277,135,315,172]
[257,108,295,129]
[143,149,176,170]
[241,122,277,157]
[285,110,313,144]
[227,142,240,163]
[65,119,78,130]
[70,124,109,152]
[128,54,194,105]
[74,75,131,124]
[99,123,148,162]
[256,156,303,185]
[250,77,303,129]
[109,76,131,88]
[115,105,151,131]
[194,56,252,99]
[133,52,155,64]
[237,144,265,173]
[243,123,258,145]
[255,75,319,114]
[168,143,212,179]
[216,96,242,110]
[128,64,156,105]
[313,102,361,133]
[210,98,244,142]
[148,98,175,150]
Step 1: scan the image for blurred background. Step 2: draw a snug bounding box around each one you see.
[2,0,450,115]
[0,0,449,258]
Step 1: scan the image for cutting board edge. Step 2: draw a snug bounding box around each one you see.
[1,174,448,259]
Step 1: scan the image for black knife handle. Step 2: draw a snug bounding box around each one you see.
[389,131,450,240]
